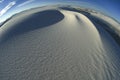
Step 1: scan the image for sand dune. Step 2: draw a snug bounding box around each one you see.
[0,5,120,80]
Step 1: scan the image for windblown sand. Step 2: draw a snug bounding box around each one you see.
[0,5,120,80]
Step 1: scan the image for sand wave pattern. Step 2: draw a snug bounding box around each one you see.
[0,5,120,80]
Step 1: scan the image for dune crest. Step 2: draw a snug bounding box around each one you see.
[0,6,120,80]
[0,10,64,42]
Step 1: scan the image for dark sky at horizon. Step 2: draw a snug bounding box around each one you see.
[0,0,120,23]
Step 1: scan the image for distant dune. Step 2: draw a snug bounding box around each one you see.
[0,5,120,80]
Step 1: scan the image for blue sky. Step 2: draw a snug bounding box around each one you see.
[0,0,120,23]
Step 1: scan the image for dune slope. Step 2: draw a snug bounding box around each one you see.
[0,6,120,80]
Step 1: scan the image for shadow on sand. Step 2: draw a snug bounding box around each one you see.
[0,10,64,43]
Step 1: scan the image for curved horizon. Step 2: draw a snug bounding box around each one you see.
[0,5,120,79]
[0,0,120,23]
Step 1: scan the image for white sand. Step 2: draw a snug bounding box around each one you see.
[0,6,120,80]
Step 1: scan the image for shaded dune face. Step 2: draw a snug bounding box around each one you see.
[0,6,120,80]
[0,10,64,42]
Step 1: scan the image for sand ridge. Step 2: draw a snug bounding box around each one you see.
[0,5,120,80]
